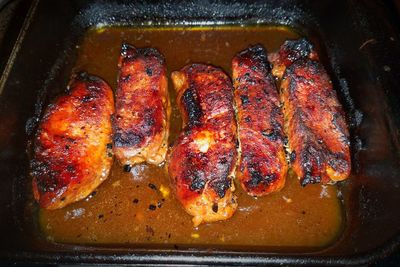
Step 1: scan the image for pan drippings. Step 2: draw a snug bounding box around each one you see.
[39,26,344,248]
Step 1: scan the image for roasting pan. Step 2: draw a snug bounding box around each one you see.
[1,0,400,265]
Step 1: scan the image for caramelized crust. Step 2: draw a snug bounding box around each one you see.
[113,44,170,166]
[31,72,114,209]
[169,64,238,226]
[232,45,288,196]
[280,57,351,185]
[268,38,318,79]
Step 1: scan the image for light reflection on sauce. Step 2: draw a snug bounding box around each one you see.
[39,26,343,249]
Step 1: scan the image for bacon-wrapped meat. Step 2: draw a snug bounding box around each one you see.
[113,44,170,166]
[270,39,351,185]
[31,72,114,209]
[169,64,238,226]
[232,44,288,196]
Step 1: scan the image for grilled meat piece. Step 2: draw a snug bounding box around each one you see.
[272,39,351,185]
[169,64,238,226]
[113,44,170,166]
[31,72,114,209]
[232,44,288,196]
[268,38,318,79]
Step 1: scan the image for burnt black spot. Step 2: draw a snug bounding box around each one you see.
[157,201,163,208]
[190,173,206,191]
[114,132,144,147]
[264,174,277,184]
[66,165,75,172]
[148,183,157,190]
[243,72,251,80]
[106,143,113,149]
[244,117,251,123]
[248,44,268,62]
[82,95,93,103]
[219,157,228,165]
[184,128,192,135]
[271,105,282,117]
[283,136,289,146]
[301,171,321,186]
[240,95,249,105]
[98,214,104,219]
[305,60,323,75]
[328,155,349,172]
[123,165,132,172]
[212,203,219,213]
[211,179,231,198]
[132,198,139,204]
[182,87,202,128]
[283,38,314,62]
[261,129,279,141]
[249,170,263,186]
[304,144,323,170]
[145,67,153,76]
[143,108,155,129]
[290,151,296,162]
[148,204,156,211]
[31,160,60,193]
[331,112,347,137]
[249,170,277,187]
[65,145,70,150]
[141,47,163,61]
[107,152,113,158]
[288,75,298,94]
[32,169,66,193]
[60,197,66,201]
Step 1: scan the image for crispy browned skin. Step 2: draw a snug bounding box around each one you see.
[268,38,319,79]
[31,72,114,209]
[271,39,351,185]
[232,45,288,196]
[113,44,170,166]
[169,64,238,226]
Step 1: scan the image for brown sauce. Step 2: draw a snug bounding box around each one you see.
[39,26,344,248]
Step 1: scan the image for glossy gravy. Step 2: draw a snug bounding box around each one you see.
[39,26,344,249]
